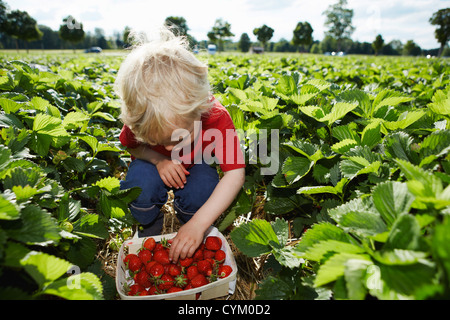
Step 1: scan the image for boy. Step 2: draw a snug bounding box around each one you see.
[114,29,245,263]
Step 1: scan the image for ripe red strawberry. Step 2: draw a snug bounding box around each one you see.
[168,264,182,277]
[191,274,208,288]
[128,284,145,296]
[148,285,159,295]
[148,262,165,279]
[179,257,194,268]
[218,265,233,278]
[167,286,183,293]
[134,270,151,288]
[205,236,222,251]
[158,274,174,290]
[153,249,170,265]
[197,260,213,276]
[138,289,149,296]
[186,265,199,280]
[174,274,188,288]
[193,248,204,261]
[143,237,156,251]
[124,253,143,273]
[214,250,226,264]
[145,260,157,274]
[203,250,215,259]
[138,249,152,264]
[184,282,193,290]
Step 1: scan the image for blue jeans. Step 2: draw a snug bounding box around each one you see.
[120,159,219,236]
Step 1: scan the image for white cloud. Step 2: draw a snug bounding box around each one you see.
[7,0,449,48]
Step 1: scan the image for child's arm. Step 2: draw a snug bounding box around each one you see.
[128,145,189,189]
[169,167,245,263]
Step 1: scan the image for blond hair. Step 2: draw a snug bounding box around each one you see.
[115,27,212,146]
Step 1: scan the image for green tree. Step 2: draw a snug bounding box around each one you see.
[59,15,85,52]
[165,16,189,36]
[238,32,251,52]
[292,21,313,52]
[253,24,274,50]
[323,0,355,52]
[122,26,131,48]
[403,40,422,56]
[372,34,384,56]
[430,8,450,57]
[4,9,43,52]
[207,19,234,52]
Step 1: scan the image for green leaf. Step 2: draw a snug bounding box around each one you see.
[230,219,280,257]
[329,197,388,237]
[43,272,103,300]
[94,176,121,193]
[6,205,61,246]
[344,259,373,300]
[432,216,450,288]
[361,119,382,149]
[384,214,422,251]
[303,240,365,262]
[20,251,72,287]
[331,139,358,154]
[281,156,313,185]
[271,217,290,246]
[314,253,371,287]
[0,195,20,220]
[428,90,450,115]
[372,181,415,227]
[383,132,419,164]
[294,222,354,256]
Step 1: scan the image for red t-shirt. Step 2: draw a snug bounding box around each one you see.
[119,97,246,172]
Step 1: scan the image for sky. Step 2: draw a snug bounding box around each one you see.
[7,0,450,49]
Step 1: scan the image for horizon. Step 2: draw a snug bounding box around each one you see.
[5,0,450,50]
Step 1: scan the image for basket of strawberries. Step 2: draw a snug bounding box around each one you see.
[116,227,237,300]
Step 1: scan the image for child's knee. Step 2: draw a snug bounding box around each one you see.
[120,159,167,204]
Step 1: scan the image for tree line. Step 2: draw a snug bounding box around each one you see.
[0,0,448,56]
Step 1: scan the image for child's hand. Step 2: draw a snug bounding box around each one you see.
[169,220,203,263]
[155,158,190,189]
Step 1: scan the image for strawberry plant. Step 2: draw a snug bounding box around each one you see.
[215,54,450,300]
[0,51,448,300]
[0,56,140,299]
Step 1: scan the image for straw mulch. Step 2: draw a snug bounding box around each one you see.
[98,191,269,300]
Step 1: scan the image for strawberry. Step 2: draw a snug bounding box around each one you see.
[134,269,152,288]
[184,282,193,290]
[214,250,226,264]
[168,263,182,277]
[192,248,204,261]
[186,265,199,280]
[158,274,174,290]
[143,237,156,251]
[145,260,157,274]
[179,257,194,268]
[138,289,149,296]
[174,274,188,288]
[138,249,152,264]
[197,260,213,276]
[203,250,215,259]
[124,253,143,273]
[128,284,145,296]
[148,262,165,279]
[148,285,159,295]
[153,249,170,265]
[167,286,183,293]
[205,236,222,251]
[191,274,208,288]
[218,265,233,278]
